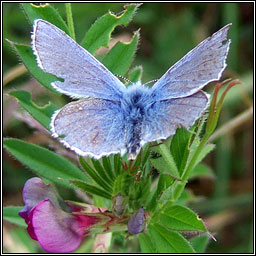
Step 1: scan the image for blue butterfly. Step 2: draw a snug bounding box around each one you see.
[32,19,231,160]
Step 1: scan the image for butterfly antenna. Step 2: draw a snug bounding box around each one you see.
[144,79,158,86]
[115,74,132,84]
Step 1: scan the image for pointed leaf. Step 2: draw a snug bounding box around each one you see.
[190,235,209,253]
[170,127,193,175]
[148,224,195,253]
[9,90,58,130]
[156,143,179,178]
[146,189,158,211]
[156,174,174,198]
[3,206,26,227]
[139,233,156,253]
[194,143,215,167]
[158,204,207,232]
[101,157,115,181]
[79,157,112,192]
[81,4,139,53]
[22,3,69,34]
[71,180,112,200]
[150,157,178,178]
[189,163,215,180]
[102,30,139,76]
[90,158,113,186]
[112,173,132,196]
[129,65,143,83]
[113,154,121,176]
[158,182,176,203]
[3,138,87,188]
[9,43,60,94]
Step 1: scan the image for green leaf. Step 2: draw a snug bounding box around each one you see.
[158,204,207,232]
[101,157,115,181]
[190,235,209,253]
[189,163,215,180]
[90,158,114,187]
[175,188,195,205]
[187,135,200,165]
[10,43,60,94]
[156,142,179,178]
[148,223,195,253]
[158,182,176,203]
[65,3,76,40]
[139,233,157,253]
[170,127,193,175]
[102,30,139,76]
[156,174,174,198]
[9,90,58,130]
[81,4,139,53]
[139,176,152,205]
[71,180,112,200]
[3,138,87,188]
[79,157,112,192]
[22,3,69,34]
[112,173,132,198]
[9,227,38,253]
[194,143,215,167]
[146,189,158,211]
[150,157,178,178]
[128,65,143,83]
[113,154,121,176]
[3,206,26,227]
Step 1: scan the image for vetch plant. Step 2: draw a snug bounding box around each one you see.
[3,3,241,253]
[18,177,129,253]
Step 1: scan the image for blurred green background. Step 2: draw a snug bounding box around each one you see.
[3,3,253,253]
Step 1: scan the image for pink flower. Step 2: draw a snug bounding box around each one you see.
[19,177,146,252]
[19,178,106,253]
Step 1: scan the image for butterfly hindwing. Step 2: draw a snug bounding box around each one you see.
[31,19,231,160]
[142,91,209,143]
[51,98,126,159]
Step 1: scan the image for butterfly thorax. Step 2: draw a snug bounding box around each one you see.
[121,83,152,159]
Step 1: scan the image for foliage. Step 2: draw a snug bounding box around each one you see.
[3,2,253,254]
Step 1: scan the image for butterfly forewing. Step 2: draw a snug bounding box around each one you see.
[151,24,231,100]
[31,19,231,160]
[32,19,125,100]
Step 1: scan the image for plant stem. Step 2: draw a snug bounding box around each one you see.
[3,64,27,87]
[65,3,76,41]
[172,135,210,202]
[209,106,253,142]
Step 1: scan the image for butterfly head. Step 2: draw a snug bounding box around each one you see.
[122,82,152,108]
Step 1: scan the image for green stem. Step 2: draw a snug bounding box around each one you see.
[152,136,209,222]
[172,135,210,201]
[65,3,76,40]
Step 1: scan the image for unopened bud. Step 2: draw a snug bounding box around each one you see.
[128,207,145,235]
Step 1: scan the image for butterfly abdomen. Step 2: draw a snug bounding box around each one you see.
[126,111,143,160]
[121,84,150,159]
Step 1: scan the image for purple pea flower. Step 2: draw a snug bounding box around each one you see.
[18,177,106,253]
